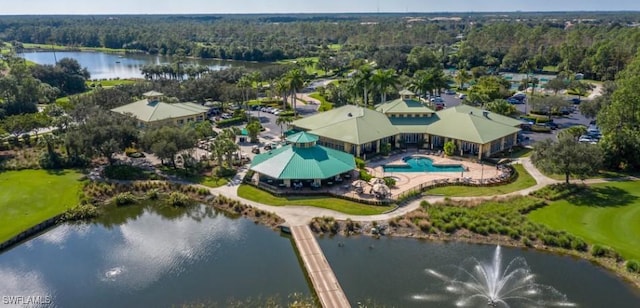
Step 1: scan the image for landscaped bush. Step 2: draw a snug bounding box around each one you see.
[114,192,136,206]
[355,157,366,169]
[626,260,640,273]
[216,167,237,178]
[215,117,244,128]
[531,125,551,133]
[383,176,396,187]
[359,169,373,182]
[61,204,100,221]
[168,192,191,207]
[278,111,295,117]
[104,165,152,180]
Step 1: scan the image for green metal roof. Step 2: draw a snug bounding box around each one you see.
[292,105,398,145]
[143,91,164,97]
[111,100,209,123]
[286,131,319,144]
[427,105,521,144]
[398,89,416,96]
[389,116,438,134]
[375,98,435,114]
[250,144,356,180]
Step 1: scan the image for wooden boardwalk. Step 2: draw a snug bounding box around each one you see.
[290,225,351,308]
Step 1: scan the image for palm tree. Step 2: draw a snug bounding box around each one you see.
[371,69,399,103]
[454,69,471,90]
[237,75,252,104]
[285,69,305,115]
[275,78,290,110]
[276,115,294,137]
[409,70,433,99]
[354,64,373,106]
[428,67,449,96]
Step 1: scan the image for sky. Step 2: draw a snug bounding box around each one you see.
[1,0,639,15]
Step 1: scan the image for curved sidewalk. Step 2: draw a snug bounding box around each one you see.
[207,157,559,226]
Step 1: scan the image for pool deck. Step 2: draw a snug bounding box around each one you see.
[363,151,505,197]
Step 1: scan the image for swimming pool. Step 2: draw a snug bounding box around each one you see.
[383,156,464,173]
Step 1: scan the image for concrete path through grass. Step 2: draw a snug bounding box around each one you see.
[207,157,568,226]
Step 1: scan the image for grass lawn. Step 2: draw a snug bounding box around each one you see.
[541,169,637,182]
[22,43,128,53]
[87,79,137,87]
[159,167,229,188]
[0,169,84,243]
[528,181,640,260]
[237,184,392,215]
[427,164,536,197]
[308,92,333,111]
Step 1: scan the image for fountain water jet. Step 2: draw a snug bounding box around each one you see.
[418,246,575,307]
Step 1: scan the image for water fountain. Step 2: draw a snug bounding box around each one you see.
[420,246,575,307]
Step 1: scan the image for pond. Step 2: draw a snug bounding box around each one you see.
[19,51,267,80]
[1,203,639,307]
[318,236,640,307]
[0,204,310,307]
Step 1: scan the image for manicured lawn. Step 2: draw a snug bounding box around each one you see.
[0,169,84,243]
[528,181,640,260]
[542,169,638,182]
[427,164,536,197]
[87,79,137,87]
[308,92,333,111]
[237,184,392,215]
[22,43,128,53]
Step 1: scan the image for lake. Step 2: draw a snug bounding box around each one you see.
[319,236,640,307]
[1,203,639,307]
[0,204,310,307]
[19,51,266,80]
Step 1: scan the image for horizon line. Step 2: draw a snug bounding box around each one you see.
[1,10,640,16]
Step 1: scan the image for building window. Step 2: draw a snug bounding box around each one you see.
[177,119,184,125]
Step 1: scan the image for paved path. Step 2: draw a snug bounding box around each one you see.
[290,225,351,308]
[208,157,560,225]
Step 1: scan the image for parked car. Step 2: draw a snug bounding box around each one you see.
[569,98,581,104]
[458,93,467,99]
[543,122,558,130]
[579,135,594,143]
[507,97,520,104]
[444,89,456,95]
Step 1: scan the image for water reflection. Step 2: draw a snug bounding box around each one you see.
[0,267,51,303]
[102,205,242,289]
[19,51,267,80]
[0,204,309,307]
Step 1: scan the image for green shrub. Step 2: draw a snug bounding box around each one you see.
[146,189,159,200]
[626,260,640,273]
[570,238,588,251]
[359,169,373,182]
[591,244,607,257]
[355,157,366,169]
[62,204,99,221]
[114,192,136,206]
[168,192,192,207]
[215,117,245,128]
[383,176,396,187]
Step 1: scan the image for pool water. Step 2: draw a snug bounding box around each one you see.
[383,156,464,173]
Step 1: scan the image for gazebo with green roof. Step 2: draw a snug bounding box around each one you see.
[249,132,356,188]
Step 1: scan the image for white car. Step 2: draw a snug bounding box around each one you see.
[458,94,467,99]
[578,135,593,143]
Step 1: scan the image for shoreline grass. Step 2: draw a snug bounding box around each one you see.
[237,184,392,215]
[427,164,536,197]
[0,169,84,243]
[22,43,130,53]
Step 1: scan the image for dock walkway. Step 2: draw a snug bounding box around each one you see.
[290,225,351,308]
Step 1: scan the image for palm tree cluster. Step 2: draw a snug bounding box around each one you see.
[141,63,210,80]
[209,128,240,169]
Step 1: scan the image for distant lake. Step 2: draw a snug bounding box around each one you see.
[20,51,266,80]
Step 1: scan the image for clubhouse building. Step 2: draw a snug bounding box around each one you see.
[291,90,521,159]
[111,91,209,127]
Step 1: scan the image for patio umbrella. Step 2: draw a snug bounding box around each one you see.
[352,180,368,188]
[369,177,385,185]
[372,183,390,195]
